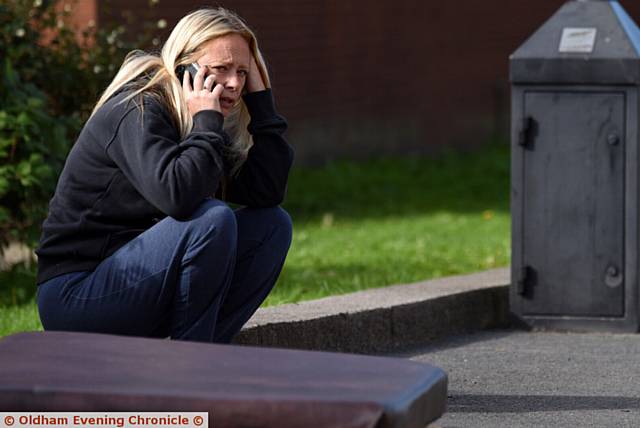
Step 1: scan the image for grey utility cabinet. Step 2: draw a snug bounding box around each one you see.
[510,0,640,331]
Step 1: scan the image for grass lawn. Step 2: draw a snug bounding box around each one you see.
[0,143,510,336]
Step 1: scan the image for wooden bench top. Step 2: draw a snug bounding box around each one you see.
[0,331,447,427]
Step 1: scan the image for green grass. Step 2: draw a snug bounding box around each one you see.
[264,143,511,305]
[0,143,511,336]
[0,264,41,336]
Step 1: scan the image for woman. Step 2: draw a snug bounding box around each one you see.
[35,7,294,343]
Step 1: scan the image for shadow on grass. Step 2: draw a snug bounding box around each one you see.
[283,143,511,223]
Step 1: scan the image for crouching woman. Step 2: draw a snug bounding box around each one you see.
[36,7,293,343]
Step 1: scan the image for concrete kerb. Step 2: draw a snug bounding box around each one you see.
[234,268,511,354]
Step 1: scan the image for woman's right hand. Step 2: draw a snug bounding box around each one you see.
[183,65,224,116]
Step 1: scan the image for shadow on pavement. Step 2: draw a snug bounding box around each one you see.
[393,328,521,357]
[448,393,640,413]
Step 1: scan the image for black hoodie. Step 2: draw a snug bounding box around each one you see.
[36,88,293,284]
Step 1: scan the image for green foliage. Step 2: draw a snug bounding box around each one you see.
[0,262,37,308]
[0,0,159,247]
[0,263,42,337]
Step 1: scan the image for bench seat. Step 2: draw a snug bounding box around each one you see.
[0,331,447,427]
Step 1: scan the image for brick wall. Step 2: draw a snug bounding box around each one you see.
[78,0,640,164]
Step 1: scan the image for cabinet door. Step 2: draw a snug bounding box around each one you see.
[520,91,625,317]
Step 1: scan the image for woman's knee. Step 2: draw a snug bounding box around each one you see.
[175,199,238,252]
[272,206,293,243]
[258,206,293,251]
[189,199,237,231]
[235,205,293,251]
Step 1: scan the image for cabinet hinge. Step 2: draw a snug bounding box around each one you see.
[517,265,535,296]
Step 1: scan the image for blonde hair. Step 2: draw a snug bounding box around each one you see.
[91,7,270,174]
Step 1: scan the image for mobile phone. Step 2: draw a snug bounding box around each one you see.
[175,63,200,82]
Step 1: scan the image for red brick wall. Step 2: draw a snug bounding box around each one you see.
[88,0,640,163]
[67,0,96,33]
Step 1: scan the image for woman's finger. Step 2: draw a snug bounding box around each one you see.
[194,66,206,91]
[211,82,224,98]
[182,69,192,93]
[203,74,216,92]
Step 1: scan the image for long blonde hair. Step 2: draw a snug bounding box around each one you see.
[91,7,271,173]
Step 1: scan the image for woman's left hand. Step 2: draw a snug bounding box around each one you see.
[246,56,267,93]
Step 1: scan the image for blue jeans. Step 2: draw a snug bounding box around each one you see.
[37,200,292,343]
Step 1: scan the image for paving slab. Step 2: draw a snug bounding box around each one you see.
[398,329,640,427]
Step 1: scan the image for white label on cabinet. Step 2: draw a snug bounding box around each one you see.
[559,28,597,53]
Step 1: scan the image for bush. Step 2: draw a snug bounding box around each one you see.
[0,0,159,248]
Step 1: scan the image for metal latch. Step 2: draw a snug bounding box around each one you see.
[518,116,536,148]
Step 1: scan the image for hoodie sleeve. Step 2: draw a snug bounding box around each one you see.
[105,97,228,219]
[223,89,294,207]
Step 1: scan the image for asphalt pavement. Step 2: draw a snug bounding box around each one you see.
[238,269,640,427]
[397,329,640,427]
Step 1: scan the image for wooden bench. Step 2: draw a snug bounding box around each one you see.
[0,331,447,427]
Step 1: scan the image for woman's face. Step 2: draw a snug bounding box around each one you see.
[196,33,251,117]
